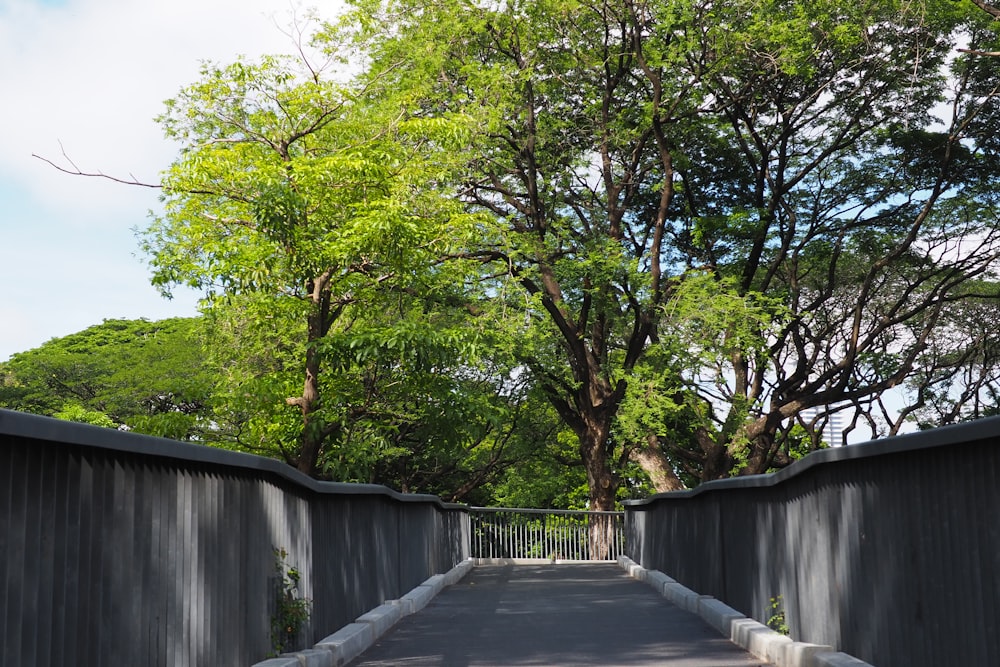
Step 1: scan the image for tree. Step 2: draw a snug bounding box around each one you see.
[128,0,1000,517]
[657,0,1000,475]
[902,284,1000,428]
[201,288,553,501]
[340,0,1000,508]
[0,318,214,439]
[343,0,704,517]
[144,52,481,476]
[970,0,1000,20]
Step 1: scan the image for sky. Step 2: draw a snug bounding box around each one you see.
[0,0,341,361]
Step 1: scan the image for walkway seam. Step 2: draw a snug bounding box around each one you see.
[616,556,875,667]
[251,559,475,667]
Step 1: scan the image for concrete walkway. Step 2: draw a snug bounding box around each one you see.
[348,563,770,666]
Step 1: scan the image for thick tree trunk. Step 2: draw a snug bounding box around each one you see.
[576,416,618,559]
[630,433,686,492]
[577,417,616,506]
[698,415,788,483]
[696,425,732,483]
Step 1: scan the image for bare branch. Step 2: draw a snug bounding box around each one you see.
[959,48,1000,57]
[32,142,161,189]
[968,0,1000,20]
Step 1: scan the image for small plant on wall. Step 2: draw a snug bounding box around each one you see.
[270,547,311,655]
[767,595,790,636]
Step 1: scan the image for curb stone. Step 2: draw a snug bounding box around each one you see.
[313,623,373,666]
[281,648,334,667]
[617,556,874,667]
[252,558,474,667]
[812,652,877,667]
[398,583,438,614]
[697,597,744,635]
[355,602,403,638]
[644,569,675,591]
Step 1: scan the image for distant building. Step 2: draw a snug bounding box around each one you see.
[801,408,844,447]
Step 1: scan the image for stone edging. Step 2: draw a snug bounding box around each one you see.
[617,556,875,667]
[251,557,876,667]
[250,559,476,667]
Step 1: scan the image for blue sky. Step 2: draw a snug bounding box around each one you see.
[0,0,340,360]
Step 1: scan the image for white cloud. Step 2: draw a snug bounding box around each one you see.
[0,0,344,360]
[1,0,330,217]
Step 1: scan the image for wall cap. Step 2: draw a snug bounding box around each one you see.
[624,414,1000,506]
[0,408,466,510]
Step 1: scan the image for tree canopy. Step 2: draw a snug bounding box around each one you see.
[326,0,1000,505]
[143,53,485,477]
[110,0,1000,511]
[0,318,214,440]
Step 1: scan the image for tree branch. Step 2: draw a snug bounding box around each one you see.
[968,0,1000,20]
[959,48,1000,57]
[32,143,161,189]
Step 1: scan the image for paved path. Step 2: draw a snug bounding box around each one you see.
[349,564,770,666]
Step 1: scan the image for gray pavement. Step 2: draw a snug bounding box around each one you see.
[348,564,770,666]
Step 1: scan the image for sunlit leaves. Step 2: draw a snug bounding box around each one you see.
[136,0,1000,494]
[0,318,215,441]
[142,39,496,479]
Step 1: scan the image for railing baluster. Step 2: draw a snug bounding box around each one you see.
[468,507,626,561]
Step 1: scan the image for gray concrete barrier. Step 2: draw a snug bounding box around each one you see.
[0,408,470,667]
[264,558,474,667]
[618,556,872,667]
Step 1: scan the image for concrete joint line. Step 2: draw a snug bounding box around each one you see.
[616,558,874,667]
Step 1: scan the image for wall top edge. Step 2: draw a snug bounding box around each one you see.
[0,408,466,511]
[624,414,1000,507]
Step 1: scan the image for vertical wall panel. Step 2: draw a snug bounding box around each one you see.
[6,445,27,665]
[0,411,469,667]
[48,451,71,667]
[627,426,1000,667]
[0,446,10,662]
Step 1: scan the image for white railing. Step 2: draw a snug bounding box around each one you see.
[469,507,626,561]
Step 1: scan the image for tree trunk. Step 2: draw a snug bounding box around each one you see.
[289,275,333,477]
[576,416,618,559]
[630,433,686,493]
[291,342,324,476]
[696,426,732,483]
[698,416,787,483]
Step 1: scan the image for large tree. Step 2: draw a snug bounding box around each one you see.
[340,0,1000,504]
[659,0,1000,476]
[0,318,214,439]
[144,53,483,477]
[344,0,705,513]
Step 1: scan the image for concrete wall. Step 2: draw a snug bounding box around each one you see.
[625,417,1000,667]
[0,409,469,667]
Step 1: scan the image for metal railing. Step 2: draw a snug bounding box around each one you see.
[469,507,626,561]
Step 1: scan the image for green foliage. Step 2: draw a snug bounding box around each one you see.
[767,595,790,636]
[270,547,311,656]
[329,0,1000,492]
[52,403,117,429]
[0,318,215,440]
[483,428,590,510]
[123,0,1000,507]
[144,44,490,478]
[196,285,523,494]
